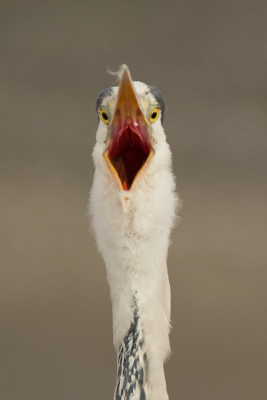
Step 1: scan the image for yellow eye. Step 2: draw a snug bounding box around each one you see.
[149,107,160,123]
[100,109,110,124]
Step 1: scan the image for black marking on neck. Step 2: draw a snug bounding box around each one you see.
[115,298,146,400]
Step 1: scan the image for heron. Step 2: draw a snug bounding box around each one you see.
[90,65,177,400]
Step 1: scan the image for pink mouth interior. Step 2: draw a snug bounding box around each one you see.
[108,127,151,190]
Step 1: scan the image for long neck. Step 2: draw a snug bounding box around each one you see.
[94,197,173,400]
[92,199,173,400]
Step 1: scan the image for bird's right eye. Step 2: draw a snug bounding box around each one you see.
[100,109,110,124]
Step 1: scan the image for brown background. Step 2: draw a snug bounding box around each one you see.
[1,1,267,399]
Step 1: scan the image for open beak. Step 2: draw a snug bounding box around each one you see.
[104,66,154,191]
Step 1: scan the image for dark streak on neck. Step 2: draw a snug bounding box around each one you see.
[115,297,147,400]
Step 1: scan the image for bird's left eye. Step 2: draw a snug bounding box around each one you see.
[149,107,160,123]
[100,109,110,124]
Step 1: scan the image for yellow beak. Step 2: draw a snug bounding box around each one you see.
[104,66,154,191]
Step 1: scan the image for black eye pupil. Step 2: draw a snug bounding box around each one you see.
[102,112,108,120]
[151,112,157,119]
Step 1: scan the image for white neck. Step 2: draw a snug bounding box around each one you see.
[90,140,177,400]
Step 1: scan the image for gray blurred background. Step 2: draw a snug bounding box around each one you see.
[1,1,267,399]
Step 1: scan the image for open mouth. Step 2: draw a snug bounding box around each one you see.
[106,125,152,190]
[103,65,153,192]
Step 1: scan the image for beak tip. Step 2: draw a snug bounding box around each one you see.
[118,64,132,81]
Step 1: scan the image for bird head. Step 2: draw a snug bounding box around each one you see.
[94,65,166,195]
